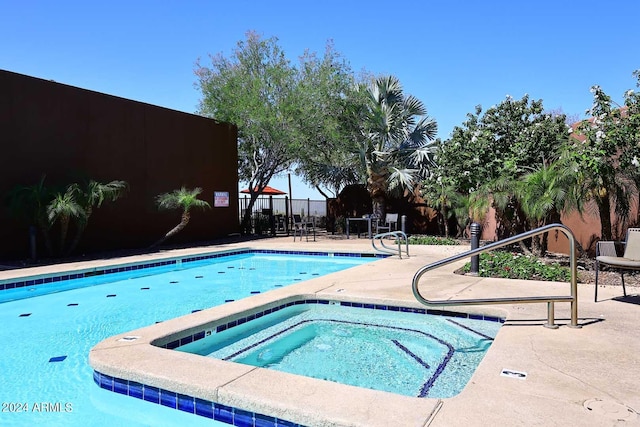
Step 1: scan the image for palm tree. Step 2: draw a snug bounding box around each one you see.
[571,160,635,242]
[152,187,211,247]
[360,75,437,219]
[426,178,461,237]
[47,187,85,256]
[66,180,128,255]
[472,175,525,241]
[518,164,580,255]
[6,175,55,257]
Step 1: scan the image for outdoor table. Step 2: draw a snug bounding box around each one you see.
[346,217,372,239]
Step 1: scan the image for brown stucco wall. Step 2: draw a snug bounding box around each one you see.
[1,70,239,260]
[477,202,636,256]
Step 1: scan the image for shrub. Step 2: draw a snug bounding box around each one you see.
[462,251,571,282]
[408,235,459,246]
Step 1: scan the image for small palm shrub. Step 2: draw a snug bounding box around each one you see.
[8,176,127,257]
[152,187,210,247]
[462,251,571,282]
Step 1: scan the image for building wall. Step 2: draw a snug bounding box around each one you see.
[0,70,239,260]
[478,202,636,256]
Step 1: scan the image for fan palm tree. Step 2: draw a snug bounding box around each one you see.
[152,187,211,247]
[65,179,128,256]
[360,75,437,219]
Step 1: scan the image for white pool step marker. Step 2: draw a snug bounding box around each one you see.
[500,369,527,380]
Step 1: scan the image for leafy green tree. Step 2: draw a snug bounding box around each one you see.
[428,95,569,240]
[426,110,484,196]
[66,179,128,255]
[358,75,438,219]
[196,31,298,233]
[560,71,640,241]
[626,71,640,220]
[292,42,363,198]
[152,187,211,247]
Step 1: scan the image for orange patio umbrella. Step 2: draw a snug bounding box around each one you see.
[240,185,287,195]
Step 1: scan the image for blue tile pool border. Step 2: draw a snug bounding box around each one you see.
[92,370,303,427]
[0,249,386,292]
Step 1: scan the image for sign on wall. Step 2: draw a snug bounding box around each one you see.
[214,191,229,207]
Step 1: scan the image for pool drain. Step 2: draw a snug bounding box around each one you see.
[583,398,637,421]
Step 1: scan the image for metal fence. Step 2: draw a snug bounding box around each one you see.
[238,196,327,234]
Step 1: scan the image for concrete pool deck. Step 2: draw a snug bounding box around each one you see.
[4,237,640,426]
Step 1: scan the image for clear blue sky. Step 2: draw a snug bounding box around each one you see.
[2,1,639,199]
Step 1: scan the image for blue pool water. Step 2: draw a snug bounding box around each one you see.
[0,251,374,427]
[178,302,502,398]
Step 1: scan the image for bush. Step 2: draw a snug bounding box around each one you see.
[408,235,459,246]
[462,251,571,282]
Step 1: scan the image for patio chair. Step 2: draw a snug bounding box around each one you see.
[274,214,286,232]
[376,213,398,234]
[595,227,640,301]
[292,214,315,242]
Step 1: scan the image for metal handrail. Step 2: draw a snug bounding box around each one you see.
[411,224,580,328]
[371,231,410,259]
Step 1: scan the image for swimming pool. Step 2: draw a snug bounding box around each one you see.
[0,249,376,427]
[176,301,502,398]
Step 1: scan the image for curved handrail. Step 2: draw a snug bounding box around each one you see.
[411,224,579,328]
[371,231,410,258]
